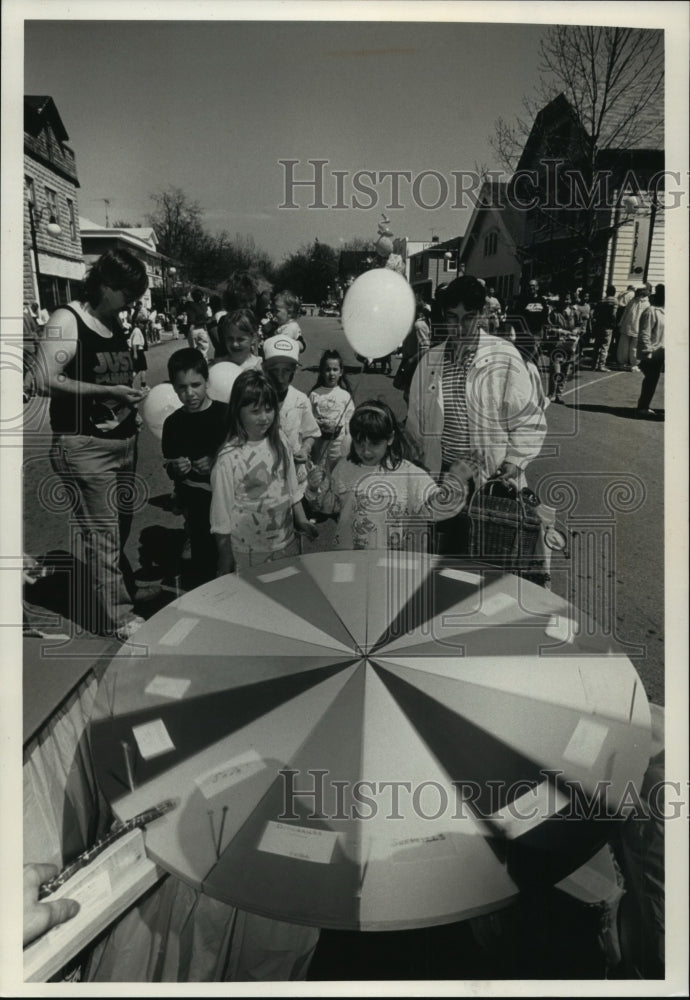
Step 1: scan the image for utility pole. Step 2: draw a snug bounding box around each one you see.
[98,198,111,227]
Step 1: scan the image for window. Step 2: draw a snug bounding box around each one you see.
[66,199,77,240]
[443,254,457,273]
[25,175,35,205]
[412,255,424,278]
[484,232,498,257]
[44,187,59,224]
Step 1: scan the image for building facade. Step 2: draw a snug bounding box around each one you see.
[24,97,85,310]
[408,236,463,303]
[80,220,166,310]
[457,182,524,308]
[511,94,664,298]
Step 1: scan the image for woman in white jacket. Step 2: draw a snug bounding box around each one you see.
[406,275,547,554]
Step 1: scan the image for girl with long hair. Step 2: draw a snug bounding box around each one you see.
[210,371,317,574]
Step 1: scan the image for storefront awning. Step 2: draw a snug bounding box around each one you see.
[37,254,85,281]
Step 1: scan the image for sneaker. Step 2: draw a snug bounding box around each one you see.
[595,365,611,372]
[630,365,641,373]
[115,614,146,642]
[635,408,656,418]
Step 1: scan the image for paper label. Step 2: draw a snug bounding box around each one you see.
[132,718,175,760]
[545,615,575,643]
[258,822,338,864]
[257,566,301,583]
[489,781,570,839]
[144,675,191,700]
[158,616,199,646]
[563,718,609,768]
[389,831,460,863]
[332,562,356,583]
[196,749,265,799]
[479,592,516,616]
[439,568,483,586]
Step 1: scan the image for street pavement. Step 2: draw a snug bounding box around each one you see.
[22,315,665,705]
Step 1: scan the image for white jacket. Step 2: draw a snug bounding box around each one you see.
[406,333,547,485]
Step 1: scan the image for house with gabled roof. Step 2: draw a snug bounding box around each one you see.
[510,93,664,297]
[457,181,524,309]
[24,96,85,309]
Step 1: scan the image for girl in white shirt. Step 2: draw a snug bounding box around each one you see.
[305,400,466,552]
[210,371,317,574]
[309,350,355,470]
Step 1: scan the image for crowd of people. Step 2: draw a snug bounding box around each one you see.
[23,249,664,975]
[27,247,665,644]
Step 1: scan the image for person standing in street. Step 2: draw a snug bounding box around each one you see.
[517,278,550,342]
[590,285,619,371]
[406,275,547,556]
[34,248,149,641]
[635,283,665,418]
[617,286,649,371]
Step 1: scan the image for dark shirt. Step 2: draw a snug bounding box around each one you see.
[162,400,228,487]
[592,296,619,333]
[518,294,550,337]
[49,305,136,438]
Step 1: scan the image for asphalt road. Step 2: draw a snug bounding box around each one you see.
[22,315,665,703]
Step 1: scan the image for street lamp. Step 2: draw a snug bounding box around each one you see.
[27,199,61,309]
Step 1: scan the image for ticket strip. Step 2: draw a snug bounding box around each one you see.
[37,798,178,900]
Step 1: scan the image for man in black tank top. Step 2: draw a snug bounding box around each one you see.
[35,249,149,642]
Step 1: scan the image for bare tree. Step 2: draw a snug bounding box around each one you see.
[490,26,664,290]
[492,26,663,172]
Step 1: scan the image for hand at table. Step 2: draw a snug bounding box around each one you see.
[23,863,79,946]
[295,519,319,542]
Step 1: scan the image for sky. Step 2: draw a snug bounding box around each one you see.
[20,14,551,263]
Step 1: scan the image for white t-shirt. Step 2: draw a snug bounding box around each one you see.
[278,385,321,493]
[210,433,300,554]
[326,458,458,551]
[309,385,355,465]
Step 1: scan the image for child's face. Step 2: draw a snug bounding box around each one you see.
[273,297,289,325]
[173,369,209,412]
[192,328,210,357]
[323,359,342,388]
[353,435,393,467]
[224,325,253,362]
[240,402,275,441]
[265,360,296,397]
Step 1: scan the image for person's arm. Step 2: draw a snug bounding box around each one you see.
[23,863,79,946]
[161,415,192,477]
[637,307,654,356]
[293,501,318,540]
[34,309,144,407]
[210,450,237,572]
[501,357,548,471]
[215,534,236,575]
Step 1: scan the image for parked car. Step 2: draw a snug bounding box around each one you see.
[319,302,340,317]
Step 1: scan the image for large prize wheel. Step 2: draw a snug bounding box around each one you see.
[90,551,651,931]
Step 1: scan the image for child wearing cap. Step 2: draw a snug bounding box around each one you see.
[263,334,320,495]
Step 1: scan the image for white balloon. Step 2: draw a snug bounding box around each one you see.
[208,361,241,403]
[341,269,416,359]
[141,383,182,440]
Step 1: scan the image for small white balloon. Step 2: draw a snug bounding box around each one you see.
[141,383,182,440]
[341,269,415,359]
[208,361,241,403]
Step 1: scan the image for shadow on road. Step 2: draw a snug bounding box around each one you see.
[564,403,665,420]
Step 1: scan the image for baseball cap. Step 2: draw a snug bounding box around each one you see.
[263,334,300,365]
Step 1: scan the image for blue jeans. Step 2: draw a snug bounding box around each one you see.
[49,433,140,633]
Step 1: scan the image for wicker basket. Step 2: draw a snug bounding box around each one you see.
[468,478,542,574]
